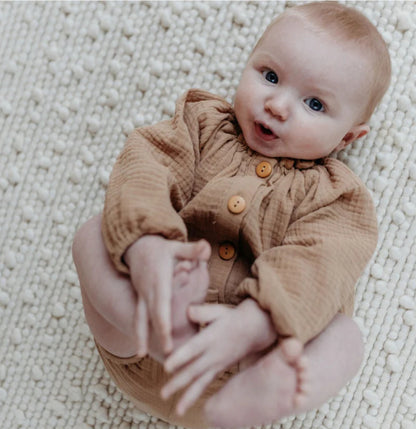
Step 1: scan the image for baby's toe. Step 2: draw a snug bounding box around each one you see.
[173,260,195,275]
[281,338,303,364]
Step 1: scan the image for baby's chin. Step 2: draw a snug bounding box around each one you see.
[246,141,283,158]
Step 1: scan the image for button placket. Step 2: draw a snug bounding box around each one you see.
[220,194,245,261]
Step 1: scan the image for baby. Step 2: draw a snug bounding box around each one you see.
[72,2,391,428]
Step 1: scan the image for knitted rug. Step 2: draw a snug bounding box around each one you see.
[0,1,415,428]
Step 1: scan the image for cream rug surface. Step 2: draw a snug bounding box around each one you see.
[0,1,415,428]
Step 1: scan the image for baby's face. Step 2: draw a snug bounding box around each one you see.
[234,16,370,160]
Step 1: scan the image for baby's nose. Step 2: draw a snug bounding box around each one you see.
[265,95,290,121]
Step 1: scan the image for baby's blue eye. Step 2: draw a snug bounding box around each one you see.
[263,70,278,84]
[305,98,324,112]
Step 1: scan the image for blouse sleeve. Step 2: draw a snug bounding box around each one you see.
[237,162,378,344]
[102,90,232,273]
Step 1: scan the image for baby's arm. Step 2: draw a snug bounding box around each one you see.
[161,298,278,415]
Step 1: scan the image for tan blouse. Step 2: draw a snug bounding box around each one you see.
[102,89,378,344]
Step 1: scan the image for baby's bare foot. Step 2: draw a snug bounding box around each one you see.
[205,338,306,428]
[170,260,209,346]
[148,260,209,362]
[206,314,365,427]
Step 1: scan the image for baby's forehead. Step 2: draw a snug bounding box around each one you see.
[255,15,368,66]
[261,14,361,49]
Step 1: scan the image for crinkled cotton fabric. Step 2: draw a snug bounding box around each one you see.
[0,2,415,428]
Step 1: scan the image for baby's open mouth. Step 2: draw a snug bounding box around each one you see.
[255,122,277,141]
[260,124,273,135]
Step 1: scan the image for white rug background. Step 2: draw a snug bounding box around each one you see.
[0,1,415,428]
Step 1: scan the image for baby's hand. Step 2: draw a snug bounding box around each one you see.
[161,299,277,416]
[124,235,211,357]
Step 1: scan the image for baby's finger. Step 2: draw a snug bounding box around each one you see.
[136,299,148,357]
[188,304,233,325]
[152,304,173,355]
[176,370,216,416]
[151,272,173,354]
[161,356,208,400]
[164,333,207,373]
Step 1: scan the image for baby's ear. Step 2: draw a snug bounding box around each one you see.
[335,124,370,152]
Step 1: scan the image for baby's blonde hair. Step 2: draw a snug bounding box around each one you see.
[257,1,391,122]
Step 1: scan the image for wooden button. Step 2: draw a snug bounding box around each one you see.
[218,242,235,260]
[227,195,246,214]
[256,161,272,178]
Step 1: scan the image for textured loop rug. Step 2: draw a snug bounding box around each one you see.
[0,1,415,428]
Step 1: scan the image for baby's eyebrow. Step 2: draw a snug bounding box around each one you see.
[252,51,280,69]
[302,77,336,99]
[311,86,336,100]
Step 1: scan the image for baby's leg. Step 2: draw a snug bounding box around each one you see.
[73,215,139,357]
[80,282,140,357]
[79,261,209,360]
[205,313,364,428]
[73,215,209,360]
